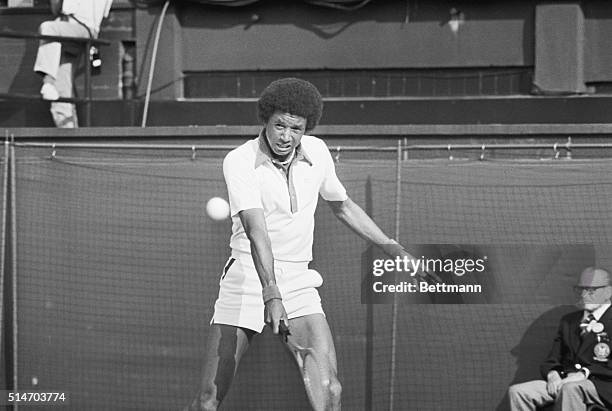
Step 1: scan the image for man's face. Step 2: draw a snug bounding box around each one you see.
[575,285,612,311]
[264,111,307,160]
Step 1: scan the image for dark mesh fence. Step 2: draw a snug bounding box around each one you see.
[8,146,612,410]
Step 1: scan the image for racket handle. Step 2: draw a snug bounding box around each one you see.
[279,320,290,342]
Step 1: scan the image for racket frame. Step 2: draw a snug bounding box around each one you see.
[279,321,331,411]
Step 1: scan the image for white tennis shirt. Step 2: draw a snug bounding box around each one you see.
[223,133,348,262]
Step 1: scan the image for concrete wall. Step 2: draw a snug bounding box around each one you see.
[2,1,612,125]
[178,1,533,71]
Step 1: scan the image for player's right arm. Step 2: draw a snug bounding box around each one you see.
[223,148,288,334]
[238,209,288,334]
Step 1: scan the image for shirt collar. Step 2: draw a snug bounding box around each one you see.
[587,303,611,321]
[254,129,313,168]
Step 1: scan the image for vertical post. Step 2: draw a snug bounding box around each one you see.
[0,140,8,376]
[388,139,402,411]
[10,142,17,404]
[83,39,92,127]
[364,176,373,411]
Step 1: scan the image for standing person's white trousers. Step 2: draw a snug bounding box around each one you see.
[34,18,91,128]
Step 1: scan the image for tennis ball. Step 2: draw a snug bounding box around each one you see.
[206,197,230,221]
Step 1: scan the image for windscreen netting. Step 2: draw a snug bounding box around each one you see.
[9,145,612,410]
[0,144,6,398]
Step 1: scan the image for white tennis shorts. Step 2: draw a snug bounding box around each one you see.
[211,251,325,333]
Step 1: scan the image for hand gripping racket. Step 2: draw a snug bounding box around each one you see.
[380,241,443,285]
[279,320,331,411]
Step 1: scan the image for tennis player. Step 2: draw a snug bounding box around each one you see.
[186,78,421,411]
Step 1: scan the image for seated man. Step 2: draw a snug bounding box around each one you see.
[33,0,112,127]
[508,267,612,411]
[184,78,433,411]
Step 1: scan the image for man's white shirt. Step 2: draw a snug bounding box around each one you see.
[223,134,347,262]
[586,303,611,321]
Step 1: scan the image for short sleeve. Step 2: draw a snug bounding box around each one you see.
[104,0,113,18]
[223,151,263,216]
[318,142,348,202]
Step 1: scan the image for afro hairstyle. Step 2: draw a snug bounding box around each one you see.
[257,78,323,132]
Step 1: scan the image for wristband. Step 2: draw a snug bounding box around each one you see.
[262,284,282,303]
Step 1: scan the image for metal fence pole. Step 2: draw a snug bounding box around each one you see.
[389,139,402,411]
[0,140,8,381]
[10,142,18,406]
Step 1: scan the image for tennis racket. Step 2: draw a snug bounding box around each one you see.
[279,320,331,411]
[380,241,443,284]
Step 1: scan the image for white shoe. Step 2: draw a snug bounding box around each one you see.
[40,83,59,101]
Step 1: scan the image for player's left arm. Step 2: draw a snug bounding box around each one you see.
[317,139,396,250]
[326,197,394,247]
[317,137,435,279]
[326,197,439,282]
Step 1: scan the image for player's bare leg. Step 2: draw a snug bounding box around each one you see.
[185,324,254,411]
[286,313,342,411]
